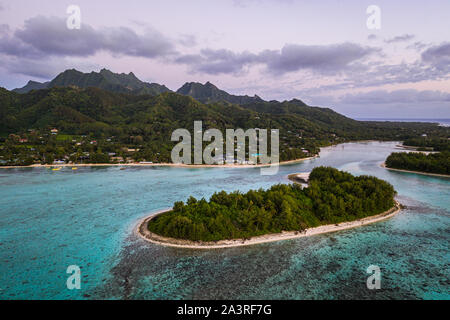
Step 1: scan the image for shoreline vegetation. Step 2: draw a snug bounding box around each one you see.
[384,137,450,177]
[138,167,399,248]
[381,162,450,178]
[0,155,317,169]
[402,137,450,152]
[0,141,390,170]
[136,202,402,249]
[0,141,404,170]
[384,150,449,176]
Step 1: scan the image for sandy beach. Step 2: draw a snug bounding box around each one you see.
[287,172,310,184]
[0,156,317,170]
[381,162,450,178]
[1,140,400,170]
[136,201,402,249]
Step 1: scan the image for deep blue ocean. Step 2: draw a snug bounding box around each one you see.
[0,141,449,299]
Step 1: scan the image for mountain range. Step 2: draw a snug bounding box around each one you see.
[2,69,447,164]
[14,69,171,96]
[13,69,264,105]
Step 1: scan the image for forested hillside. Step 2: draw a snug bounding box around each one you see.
[1,83,449,166]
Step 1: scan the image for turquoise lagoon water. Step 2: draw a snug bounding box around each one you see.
[0,141,449,299]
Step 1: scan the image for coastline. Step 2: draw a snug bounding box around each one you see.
[2,140,396,170]
[1,140,404,170]
[287,172,310,184]
[136,201,402,249]
[381,162,450,178]
[0,155,317,170]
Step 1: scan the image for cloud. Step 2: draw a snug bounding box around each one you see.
[0,24,9,34]
[3,55,99,79]
[328,89,450,118]
[1,16,376,79]
[422,42,450,70]
[0,16,175,59]
[1,14,448,99]
[261,43,377,75]
[176,43,377,76]
[176,48,258,75]
[384,34,415,44]
[6,58,69,79]
[368,34,378,41]
[340,89,450,104]
[351,62,439,86]
[304,57,450,94]
[407,41,430,52]
[178,34,198,47]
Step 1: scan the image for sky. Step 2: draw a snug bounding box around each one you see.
[0,0,449,118]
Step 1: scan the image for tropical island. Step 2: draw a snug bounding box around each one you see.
[138,167,400,248]
[402,136,450,152]
[1,69,449,167]
[384,135,450,176]
[385,152,450,176]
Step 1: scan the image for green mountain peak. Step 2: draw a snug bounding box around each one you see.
[13,69,171,96]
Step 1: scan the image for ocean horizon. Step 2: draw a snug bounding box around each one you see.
[356,118,450,127]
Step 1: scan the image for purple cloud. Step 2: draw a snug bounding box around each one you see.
[176,43,377,76]
[177,48,258,75]
[261,43,377,75]
[422,42,450,70]
[384,34,415,44]
[1,16,175,59]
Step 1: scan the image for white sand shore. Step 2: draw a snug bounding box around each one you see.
[136,201,402,249]
[287,172,310,184]
[381,162,450,178]
[0,156,317,170]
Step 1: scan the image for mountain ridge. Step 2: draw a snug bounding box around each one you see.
[13,69,268,105]
[176,81,264,104]
[13,69,171,96]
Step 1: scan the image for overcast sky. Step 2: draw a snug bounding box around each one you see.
[0,0,449,118]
